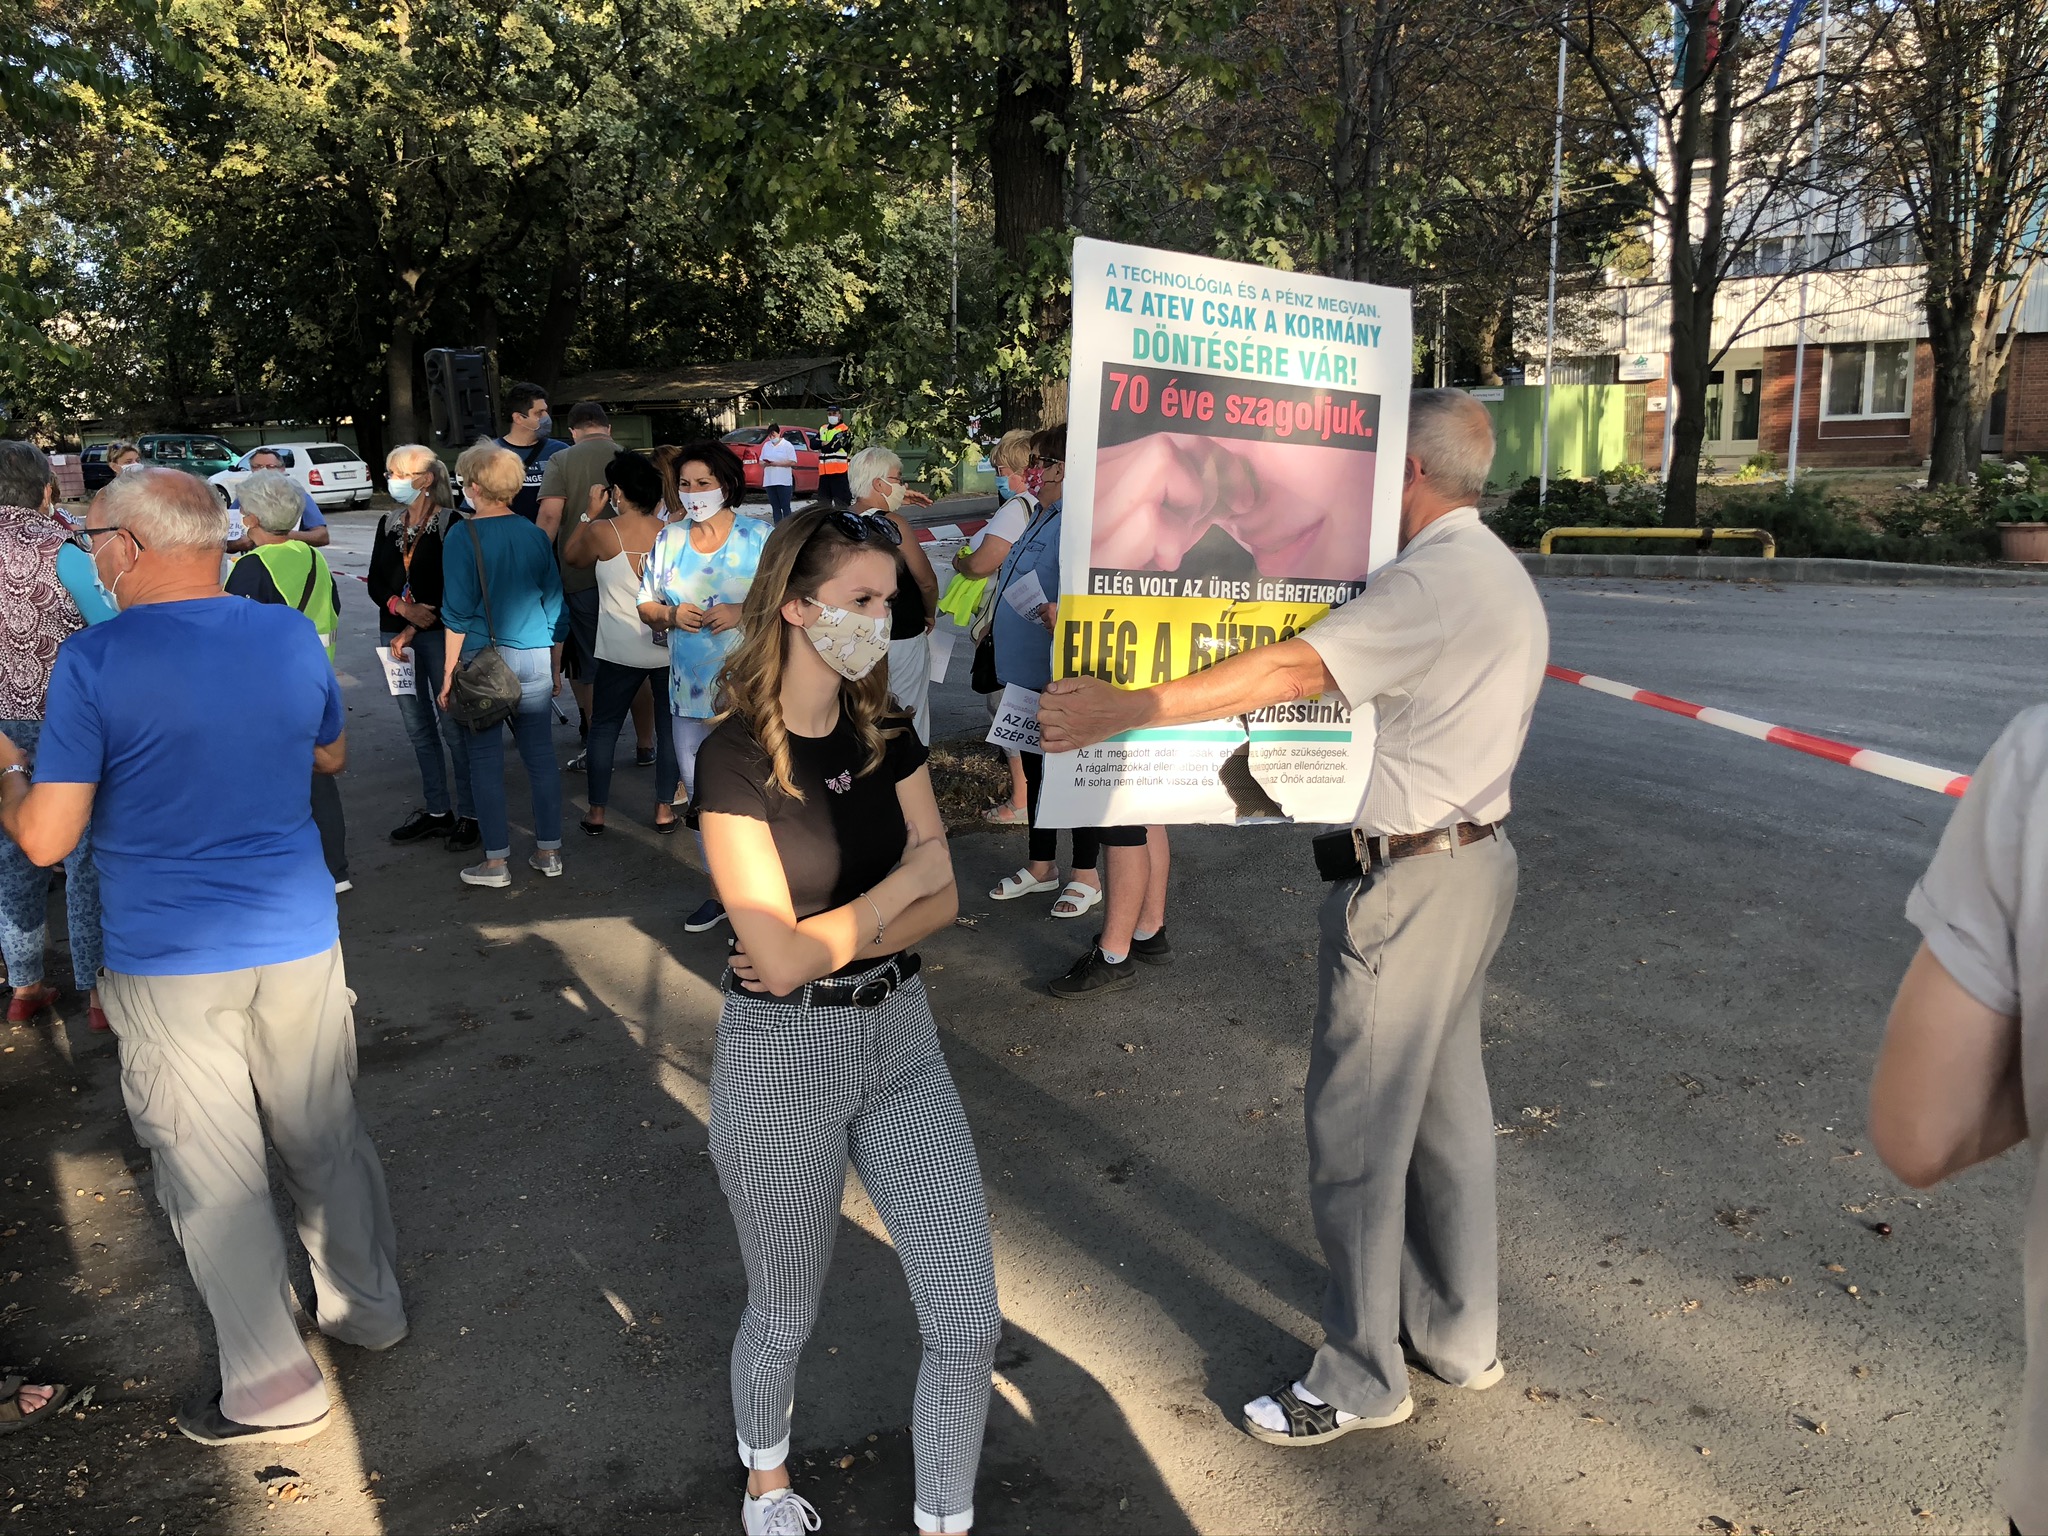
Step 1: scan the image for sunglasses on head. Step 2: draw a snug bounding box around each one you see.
[823,510,902,547]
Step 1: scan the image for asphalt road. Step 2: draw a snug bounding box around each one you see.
[3,546,2041,1535]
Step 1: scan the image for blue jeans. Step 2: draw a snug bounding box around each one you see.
[461,647,563,861]
[0,718,103,990]
[392,627,472,818]
[765,485,794,523]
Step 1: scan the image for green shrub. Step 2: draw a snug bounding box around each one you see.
[1484,476,1660,549]
[1719,483,1999,564]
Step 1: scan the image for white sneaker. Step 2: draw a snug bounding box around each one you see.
[333,879,353,894]
[460,861,511,888]
[528,849,563,878]
[741,1488,820,1536]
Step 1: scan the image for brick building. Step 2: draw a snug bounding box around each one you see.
[1569,267,2048,474]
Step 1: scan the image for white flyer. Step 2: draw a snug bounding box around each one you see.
[985,684,1043,753]
[375,645,417,697]
[1002,569,1049,621]
[927,620,959,683]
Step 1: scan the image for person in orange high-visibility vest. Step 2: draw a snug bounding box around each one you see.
[816,409,852,507]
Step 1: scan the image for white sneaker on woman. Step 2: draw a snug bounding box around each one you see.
[741,1488,820,1535]
[528,849,563,879]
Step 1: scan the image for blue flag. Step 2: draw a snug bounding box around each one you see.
[1766,0,1813,93]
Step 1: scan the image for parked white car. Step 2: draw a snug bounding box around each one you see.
[207,442,374,510]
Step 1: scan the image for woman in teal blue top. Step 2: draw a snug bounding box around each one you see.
[437,441,570,889]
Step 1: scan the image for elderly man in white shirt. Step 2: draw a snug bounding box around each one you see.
[1042,389,1549,1445]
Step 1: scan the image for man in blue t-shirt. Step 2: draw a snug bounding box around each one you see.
[0,468,406,1450]
[493,380,568,521]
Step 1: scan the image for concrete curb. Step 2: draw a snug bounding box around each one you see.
[1520,552,2048,587]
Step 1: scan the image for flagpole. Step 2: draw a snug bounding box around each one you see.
[1786,0,1828,488]
[1539,19,1568,507]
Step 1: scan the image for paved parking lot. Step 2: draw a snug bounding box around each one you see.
[4,554,2041,1534]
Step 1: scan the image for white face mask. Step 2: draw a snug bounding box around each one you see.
[680,489,725,523]
[877,480,907,514]
[804,602,890,681]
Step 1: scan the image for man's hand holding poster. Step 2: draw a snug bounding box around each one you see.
[1037,236,1411,828]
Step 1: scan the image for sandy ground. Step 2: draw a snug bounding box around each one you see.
[1,531,2039,1534]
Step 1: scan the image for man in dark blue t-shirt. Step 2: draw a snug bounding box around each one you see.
[0,469,406,1450]
[493,380,568,521]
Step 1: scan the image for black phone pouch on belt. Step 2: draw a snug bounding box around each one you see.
[1313,828,1364,882]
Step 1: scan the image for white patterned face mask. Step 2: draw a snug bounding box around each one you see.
[803,601,889,681]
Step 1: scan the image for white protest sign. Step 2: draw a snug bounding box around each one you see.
[375,646,417,697]
[985,684,1042,754]
[1036,235,1406,828]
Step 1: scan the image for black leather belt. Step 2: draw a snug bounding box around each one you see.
[1313,822,1499,881]
[723,951,922,1008]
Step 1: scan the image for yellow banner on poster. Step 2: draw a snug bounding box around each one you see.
[1054,593,1340,688]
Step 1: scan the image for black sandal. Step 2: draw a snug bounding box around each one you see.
[1242,1383,1412,1446]
[579,819,606,837]
[653,815,678,835]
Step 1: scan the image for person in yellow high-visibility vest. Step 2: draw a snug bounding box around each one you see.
[226,471,350,892]
[816,409,852,507]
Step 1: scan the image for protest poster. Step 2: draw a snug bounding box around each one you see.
[1037,236,1410,828]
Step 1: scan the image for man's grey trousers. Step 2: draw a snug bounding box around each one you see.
[102,941,405,1427]
[1302,832,1517,1417]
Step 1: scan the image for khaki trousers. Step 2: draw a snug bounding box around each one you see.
[1302,833,1518,1417]
[102,942,405,1426]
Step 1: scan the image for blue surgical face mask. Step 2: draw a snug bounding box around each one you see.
[995,473,1011,498]
[387,477,421,505]
[534,412,553,437]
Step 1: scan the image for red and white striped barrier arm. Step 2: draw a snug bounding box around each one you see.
[1545,665,1972,798]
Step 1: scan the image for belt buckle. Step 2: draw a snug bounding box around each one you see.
[851,975,890,1008]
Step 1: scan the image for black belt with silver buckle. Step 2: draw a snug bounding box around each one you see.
[1312,822,1500,881]
[723,951,922,1008]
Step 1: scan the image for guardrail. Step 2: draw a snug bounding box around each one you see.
[1537,526,1777,557]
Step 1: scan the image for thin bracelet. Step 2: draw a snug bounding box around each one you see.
[861,893,887,948]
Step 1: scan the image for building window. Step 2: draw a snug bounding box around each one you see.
[1823,340,1913,418]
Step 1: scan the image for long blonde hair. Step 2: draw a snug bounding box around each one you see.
[715,506,902,801]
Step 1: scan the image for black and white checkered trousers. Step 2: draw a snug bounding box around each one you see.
[710,972,1000,1534]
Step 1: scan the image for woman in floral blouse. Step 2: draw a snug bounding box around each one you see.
[636,440,769,933]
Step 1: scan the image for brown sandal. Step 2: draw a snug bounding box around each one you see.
[0,1376,73,1434]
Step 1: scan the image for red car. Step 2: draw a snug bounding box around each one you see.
[721,427,822,494]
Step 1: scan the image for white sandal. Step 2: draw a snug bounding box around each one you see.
[1050,880,1104,919]
[991,868,1062,901]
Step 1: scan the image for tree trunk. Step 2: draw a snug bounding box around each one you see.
[1664,288,1712,525]
[1924,311,1977,485]
[530,259,582,399]
[385,312,420,448]
[353,397,388,480]
[990,0,1072,430]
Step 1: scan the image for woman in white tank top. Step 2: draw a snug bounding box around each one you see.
[560,452,679,833]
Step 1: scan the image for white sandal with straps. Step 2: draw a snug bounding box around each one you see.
[1050,880,1104,919]
[990,868,1062,901]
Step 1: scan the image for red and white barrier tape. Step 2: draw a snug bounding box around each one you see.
[1545,665,1972,798]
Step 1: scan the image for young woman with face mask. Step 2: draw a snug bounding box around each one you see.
[635,441,768,932]
[693,506,995,1536]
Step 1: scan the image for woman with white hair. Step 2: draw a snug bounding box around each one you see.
[437,440,569,889]
[368,445,477,851]
[847,445,939,743]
